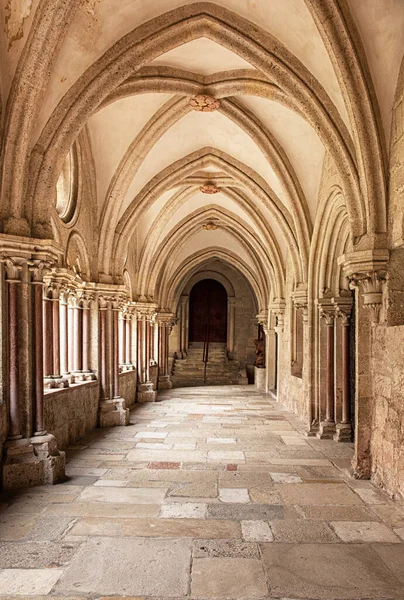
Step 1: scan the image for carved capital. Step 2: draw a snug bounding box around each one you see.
[2,257,24,281]
[332,295,353,326]
[136,301,158,321]
[269,300,286,333]
[256,310,269,334]
[28,259,53,283]
[349,271,386,325]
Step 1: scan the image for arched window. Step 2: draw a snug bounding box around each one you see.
[55,147,78,223]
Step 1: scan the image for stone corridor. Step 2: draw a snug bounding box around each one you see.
[0,386,404,600]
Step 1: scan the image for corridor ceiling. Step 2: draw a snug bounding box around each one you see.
[1,0,403,310]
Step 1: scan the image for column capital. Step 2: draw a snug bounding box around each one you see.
[136,301,158,321]
[2,257,24,281]
[269,299,286,333]
[332,295,353,325]
[317,300,336,326]
[256,310,269,334]
[338,249,389,325]
[156,311,176,327]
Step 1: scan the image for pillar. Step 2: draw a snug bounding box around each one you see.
[271,301,286,397]
[317,305,336,439]
[67,295,75,379]
[136,303,157,402]
[333,299,353,442]
[157,313,175,390]
[82,294,95,379]
[97,294,129,427]
[228,297,236,356]
[339,249,388,478]
[59,290,69,377]
[42,288,54,385]
[180,295,187,358]
[1,252,65,491]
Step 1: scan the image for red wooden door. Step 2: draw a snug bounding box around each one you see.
[189,279,228,343]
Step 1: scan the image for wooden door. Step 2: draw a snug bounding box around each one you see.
[189,279,228,343]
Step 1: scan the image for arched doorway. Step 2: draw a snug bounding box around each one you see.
[189,279,228,343]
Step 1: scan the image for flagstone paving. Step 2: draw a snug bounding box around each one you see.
[0,385,404,599]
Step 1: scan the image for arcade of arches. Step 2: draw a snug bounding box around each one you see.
[0,0,404,508]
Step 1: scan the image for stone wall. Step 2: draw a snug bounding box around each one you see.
[370,62,404,499]
[371,325,404,498]
[118,369,137,407]
[44,381,99,450]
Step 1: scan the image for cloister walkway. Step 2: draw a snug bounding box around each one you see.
[0,385,403,599]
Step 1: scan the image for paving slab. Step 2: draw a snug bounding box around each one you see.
[191,557,268,598]
[55,537,191,596]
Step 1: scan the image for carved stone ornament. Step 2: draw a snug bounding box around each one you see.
[349,271,386,325]
[189,95,221,112]
[200,184,220,194]
[203,221,219,231]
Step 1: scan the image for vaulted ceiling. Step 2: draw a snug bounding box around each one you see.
[1,0,403,310]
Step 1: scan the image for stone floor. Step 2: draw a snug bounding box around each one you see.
[1,385,404,600]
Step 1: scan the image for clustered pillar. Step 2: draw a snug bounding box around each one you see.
[1,251,65,490]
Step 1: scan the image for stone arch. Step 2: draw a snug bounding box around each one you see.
[145,207,273,306]
[137,198,285,301]
[26,2,373,244]
[111,148,300,284]
[162,247,266,312]
[183,270,236,299]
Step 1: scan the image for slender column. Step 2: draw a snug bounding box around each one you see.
[180,296,187,357]
[125,314,131,365]
[112,302,120,398]
[271,303,285,397]
[4,260,22,439]
[228,297,236,354]
[43,290,53,379]
[82,296,91,373]
[119,312,125,366]
[67,296,75,375]
[317,306,336,439]
[51,288,61,377]
[158,323,164,376]
[130,308,137,367]
[59,291,69,376]
[73,298,82,373]
[99,298,108,399]
[136,304,157,402]
[333,299,353,442]
[31,265,47,436]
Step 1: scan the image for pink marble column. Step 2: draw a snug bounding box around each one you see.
[59,292,69,375]
[112,303,120,398]
[99,298,108,399]
[32,268,47,435]
[317,306,336,439]
[82,297,91,373]
[42,291,53,379]
[5,261,22,439]
[52,288,61,377]
[119,312,125,366]
[125,314,131,365]
[67,297,75,374]
[73,299,82,373]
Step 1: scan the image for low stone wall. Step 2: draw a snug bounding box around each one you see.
[44,381,99,450]
[119,369,137,408]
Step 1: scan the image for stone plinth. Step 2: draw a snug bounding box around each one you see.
[137,382,157,403]
[2,435,65,490]
[334,423,352,442]
[99,398,130,427]
[158,375,172,390]
[254,366,266,391]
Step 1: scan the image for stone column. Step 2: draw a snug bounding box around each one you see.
[333,297,353,442]
[125,312,131,366]
[136,303,157,402]
[97,295,129,427]
[73,296,83,379]
[228,297,236,356]
[82,294,95,379]
[42,287,54,387]
[59,289,69,378]
[1,248,65,491]
[266,314,277,391]
[317,304,336,439]
[157,312,175,390]
[180,295,187,358]
[339,249,389,478]
[270,301,286,397]
[130,306,137,368]
[67,294,75,380]
[119,311,125,367]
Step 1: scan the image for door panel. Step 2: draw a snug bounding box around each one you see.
[189,279,228,343]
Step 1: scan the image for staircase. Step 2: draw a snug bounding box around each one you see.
[171,343,240,387]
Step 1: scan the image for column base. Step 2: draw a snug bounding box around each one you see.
[98,397,130,427]
[82,371,97,381]
[158,375,172,390]
[316,420,336,439]
[137,382,157,403]
[333,423,352,442]
[1,435,65,491]
[305,421,319,437]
